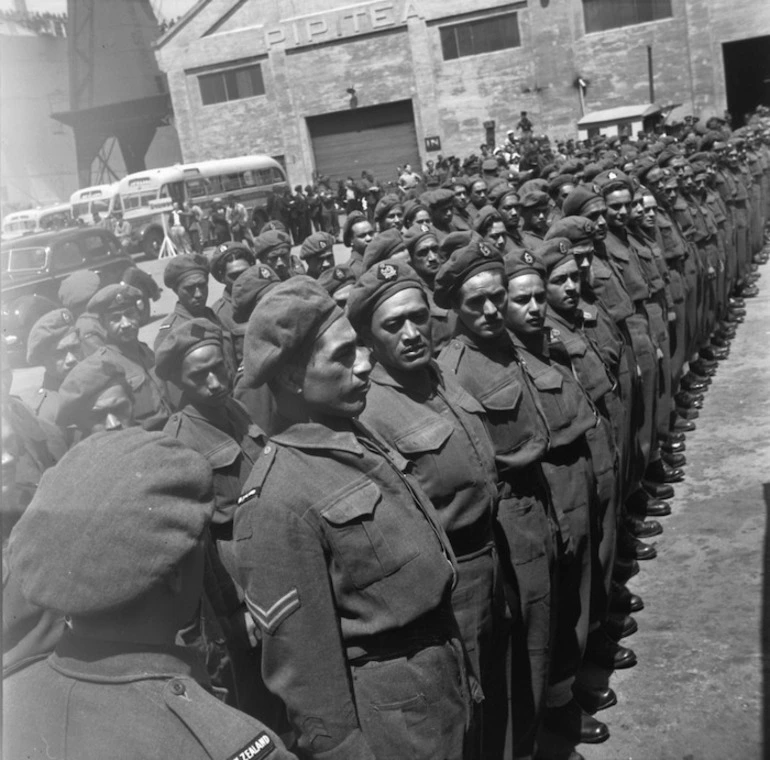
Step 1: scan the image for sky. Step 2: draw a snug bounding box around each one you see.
[0,0,196,21]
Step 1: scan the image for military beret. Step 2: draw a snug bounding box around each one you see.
[58,270,101,311]
[420,188,455,209]
[261,220,288,233]
[518,189,551,210]
[210,242,255,282]
[545,216,596,247]
[318,264,357,296]
[482,158,500,173]
[87,283,144,315]
[503,248,546,280]
[536,237,574,274]
[374,193,403,223]
[689,151,713,164]
[560,159,584,176]
[690,161,708,177]
[403,221,439,254]
[581,162,604,182]
[342,210,367,247]
[155,318,224,382]
[347,259,425,331]
[231,264,281,323]
[242,276,343,388]
[253,230,292,261]
[9,428,214,616]
[362,228,407,270]
[55,353,129,429]
[473,205,503,234]
[434,238,504,309]
[26,308,77,365]
[445,175,470,191]
[547,175,576,196]
[660,135,678,146]
[562,186,605,217]
[634,156,659,184]
[593,169,634,196]
[163,254,209,290]
[488,183,518,208]
[518,179,549,196]
[300,231,337,261]
[439,230,476,257]
[657,146,681,167]
[403,199,429,227]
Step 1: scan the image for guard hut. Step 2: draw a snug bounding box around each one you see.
[577,104,662,141]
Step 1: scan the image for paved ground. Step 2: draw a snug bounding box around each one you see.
[8,249,769,760]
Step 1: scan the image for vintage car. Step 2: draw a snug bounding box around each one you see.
[1,227,156,366]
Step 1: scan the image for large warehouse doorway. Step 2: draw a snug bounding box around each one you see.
[723,35,770,126]
[307,100,421,185]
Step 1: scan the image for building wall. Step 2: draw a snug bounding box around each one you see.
[155,0,770,187]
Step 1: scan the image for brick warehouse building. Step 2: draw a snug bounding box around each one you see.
[155,0,770,186]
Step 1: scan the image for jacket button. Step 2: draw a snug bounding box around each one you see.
[264,445,271,454]
[170,679,186,696]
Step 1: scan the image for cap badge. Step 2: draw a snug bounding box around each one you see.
[583,220,595,233]
[60,310,72,325]
[259,267,272,279]
[378,263,398,281]
[523,251,534,264]
[334,267,347,281]
[115,292,126,305]
[479,242,492,257]
[608,171,618,179]
[592,183,600,193]
[559,241,568,253]
[318,240,326,250]
[420,222,431,233]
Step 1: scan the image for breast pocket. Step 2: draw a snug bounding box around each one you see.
[321,480,420,589]
[531,366,577,432]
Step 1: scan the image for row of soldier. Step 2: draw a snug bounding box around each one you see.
[3,113,770,760]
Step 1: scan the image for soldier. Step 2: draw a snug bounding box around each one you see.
[234,277,471,760]
[349,260,505,759]
[300,231,336,279]
[4,428,297,760]
[519,190,552,246]
[373,193,405,232]
[55,354,134,437]
[25,308,82,425]
[210,242,257,336]
[449,177,474,231]
[87,283,170,430]
[318,263,357,309]
[467,177,489,222]
[253,229,295,281]
[58,270,106,355]
[422,188,461,240]
[547,175,577,225]
[362,227,409,270]
[341,210,374,279]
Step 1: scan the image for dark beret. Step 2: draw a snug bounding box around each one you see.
[260,220,288,233]
[657,146,681,167]
[593,169,634,196]
[518,179,549,196]
[434,238,504,309]
[58,270,101,311]
[473,205,503,234]
[562,186,605,217]
[300,231,337,261]
[253,230,292,261]
[403,222,439,254]
[318,264,357,296]
[536,237,574,274]
[347,259,425,331]
[690,161,708,177]
[231,264,281,323]
[403,199,429,227]
[242,276,343,388]
[560,159,584,176]
[155,318,224,382]
[503,248,546,280]
[26,308,77,365]
[87,284,144,315]
[633,156,659,184]
[689,152,713,164]
[439,230,476,258]
[547,174,577,196]
[163,253,209,290]
[342,210,367,247]
[55,352,129,428]
[420,188,455,209]
[487,183,518,208]
[445,175,470,191]
[373,193,403,223]
[518,189,550,209]
[545,216,596,247]
[210,243,255,282]
[362,228,406,270]
[482,158,500,172]
[9,428,214,616]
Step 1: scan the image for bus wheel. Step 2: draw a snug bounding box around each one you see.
[143,229,163,259]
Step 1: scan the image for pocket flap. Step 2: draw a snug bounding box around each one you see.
[322,481,380,525]
[480,379,523,411]
[206,439,242,470]
[532,366,564,392]
[394,416,453,455]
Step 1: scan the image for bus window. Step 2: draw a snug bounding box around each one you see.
[243,170,256,187]
[160,182,185,205]
[186,178,209,198]
[223,173,242,192]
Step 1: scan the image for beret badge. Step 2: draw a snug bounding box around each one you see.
[377,263,398,281]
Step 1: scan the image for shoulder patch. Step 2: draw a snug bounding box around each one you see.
[158,323,171,331]
[242,442,277,494]
[227,732,276,760]
[245,589,300,634]
[238,487,258,506]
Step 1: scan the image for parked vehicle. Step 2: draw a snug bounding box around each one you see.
[1,204,74,241]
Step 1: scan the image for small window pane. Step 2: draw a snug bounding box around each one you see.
[439,13,520,61]
[583,0,672,33]
[199,72,227,105]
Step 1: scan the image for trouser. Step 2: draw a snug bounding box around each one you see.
[645,300,672,441]
[495,472,558,759]
[682,251,700,358]
[451,544,508,760]
[734,206,750,285]
[351,639,470,760]
[667,266,687,390]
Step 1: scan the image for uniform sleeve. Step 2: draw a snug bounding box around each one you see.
[234,491,376,760]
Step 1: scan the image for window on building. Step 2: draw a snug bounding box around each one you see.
[582,0,672,33]
[439,12,521,60]
[198,64,265,105]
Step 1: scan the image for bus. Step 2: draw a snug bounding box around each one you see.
[1,203,74,241]
[114,156,288,257]
[70,183,118,225]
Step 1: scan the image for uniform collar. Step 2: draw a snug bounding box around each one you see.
[271,420,364,455]
[49,630,209,685]
[369,360,442,395]
[180,399,263,442]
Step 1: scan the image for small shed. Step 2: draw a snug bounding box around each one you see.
[577,104,662,140]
